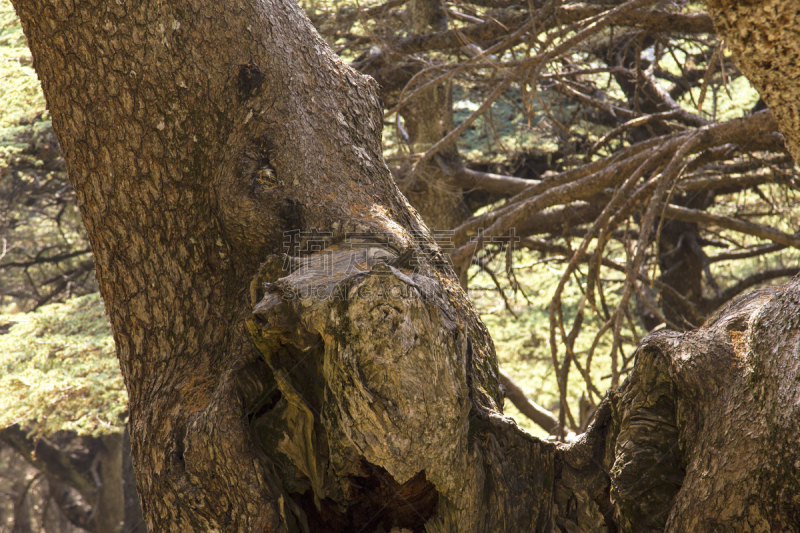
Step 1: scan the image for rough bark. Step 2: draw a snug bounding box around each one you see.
[10,0,542,530]
[556,277,800,532]
[706,0,800,162]
[12,0,800,531]
[246,243,553,531]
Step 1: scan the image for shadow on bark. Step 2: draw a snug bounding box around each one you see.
[247,245,800,531]
[558,277,800,532]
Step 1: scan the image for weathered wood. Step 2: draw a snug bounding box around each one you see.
[247,245,556,531]
[11,0,800,529]
[558,280,800,532]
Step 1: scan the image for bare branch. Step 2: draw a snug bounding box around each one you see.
[662,205,800,249]
[705,267,799,311]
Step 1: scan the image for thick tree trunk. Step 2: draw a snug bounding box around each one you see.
[12,0,800,531]
[395,0,472,277]
[11,0,529,530]
[555,278,800,532]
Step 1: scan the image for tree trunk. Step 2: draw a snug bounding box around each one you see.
[397,80,470,235]
[0,426,144,533]
[10,0,523,530]
[12,477,33,533]
[94,434,125,533]
[706,0,800,162]
[395,0,472,282]
[121,426,147,533]
[553,278,800,532]
[11,0,800,531]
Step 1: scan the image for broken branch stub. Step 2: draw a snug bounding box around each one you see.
[246,244,556,531]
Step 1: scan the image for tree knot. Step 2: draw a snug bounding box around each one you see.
[237,62,265,102]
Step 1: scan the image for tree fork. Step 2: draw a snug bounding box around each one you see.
[10,0,535,530]
[11,0,800,531]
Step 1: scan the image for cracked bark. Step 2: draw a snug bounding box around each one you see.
[706,0,800,163]
[11,0,800,530]
[11,0,537,530]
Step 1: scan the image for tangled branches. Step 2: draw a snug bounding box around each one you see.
[4,0,798,433]
[308,0,800,432]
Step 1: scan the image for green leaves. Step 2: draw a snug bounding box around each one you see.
[0,293,125,437]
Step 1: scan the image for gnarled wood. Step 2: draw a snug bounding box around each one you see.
[11,0,800,530]
[558,279,800,532]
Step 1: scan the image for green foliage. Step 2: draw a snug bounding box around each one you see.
[0,2,121,439]
[453,86,562,167]
[0,0,93,309]
[471,249,635,437]
[478,290,562,438]
[0,293,126,437]
[0,0,44,130]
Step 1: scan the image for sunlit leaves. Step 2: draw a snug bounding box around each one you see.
[0,294,125,437]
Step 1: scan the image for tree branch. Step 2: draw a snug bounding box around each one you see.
[498,369,561,435]
[356,6,713,67]
[0,426,96,497]
[48,479,97,533]
[705,267,799,311]
[708,243,787,264]
[0,248,92,269]
[662,204,800,249]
